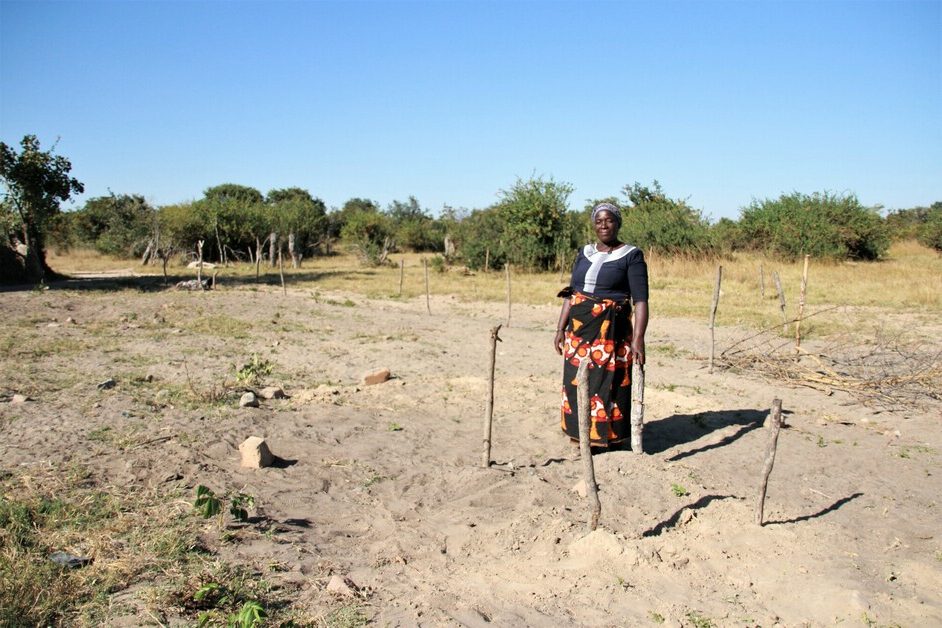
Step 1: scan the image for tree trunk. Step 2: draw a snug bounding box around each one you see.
[269,232,278,267]
[288,232,299,269]
[21,223,48,283]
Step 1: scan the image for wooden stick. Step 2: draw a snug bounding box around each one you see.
[423,258,431,315]
[211,269,217,290]
[708,264,723,374]
[481,324,502,468]
[484,247,489,273]
[773,271,787,334]
[630,362,645,454]
[255,237,262,282]
[759,264,766,299]
[197,239,204,285]
[576,360,601,531]
[505,264,512,328]
[795,255,810,354]
[398,258,404,297]
[278,249,286,296]
[756,398,784,526]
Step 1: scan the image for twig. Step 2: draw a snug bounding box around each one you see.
[773,271,786,334]
[795,255,810,354]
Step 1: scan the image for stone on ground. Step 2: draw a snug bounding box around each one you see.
[239,436,273,468]
[363,368,391,385]
[259,386,288,400]
[239,392,259,408]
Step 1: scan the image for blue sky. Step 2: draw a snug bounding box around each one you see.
[1,0,939,220]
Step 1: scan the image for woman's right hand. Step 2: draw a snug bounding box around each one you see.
[554,329,566,355]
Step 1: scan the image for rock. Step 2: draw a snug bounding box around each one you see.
[239,436,273,468]
[571,480,587,498]
[11,394,28,404]
[65,316,76,324]
[239,392,259,408]
[49,551,92,569]
[97,378,117,390]
[326,574,360,597]
[153,390,171,406]
[363,368,391,386]
[186,261,217,269]
[175,278,210,291]
[259,386,288,400]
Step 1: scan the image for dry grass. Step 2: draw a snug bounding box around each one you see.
[47,240,941,341]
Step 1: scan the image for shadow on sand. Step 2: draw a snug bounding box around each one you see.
[643,407,792,459]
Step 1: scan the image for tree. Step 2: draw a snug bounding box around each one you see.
[497,176,573,271]
[267,187,327,267]
[70,193,155,257]
[615,181,714,256]
[0,135,84,282]
[918,201,942,253]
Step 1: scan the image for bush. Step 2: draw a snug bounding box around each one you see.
[497,176,573,271]
[69,194,156,257]
[453,207,506,271]
[918,202,942,253]
[615,182,715,256]
[738,191,889,260]
[341,209,392,265]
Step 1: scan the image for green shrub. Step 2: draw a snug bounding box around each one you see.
[453,206,507,271]
[738,191,889,260]
[918,202,942,253]
[614,182,715,256]
[496,176,573,271]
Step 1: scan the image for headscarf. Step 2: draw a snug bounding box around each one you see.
[591,202,622,230]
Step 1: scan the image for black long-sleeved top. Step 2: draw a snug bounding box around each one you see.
[568,243,648,302]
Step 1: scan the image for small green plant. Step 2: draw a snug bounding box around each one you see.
[387,422,403,432]
[429,254,446,273]
[648,611,665,624]
[685,610,714,628]
[671,484,689,497]
[235,354,273,385]
[194,486,255,526]
[817,435,827,448]
[229,600,266,628]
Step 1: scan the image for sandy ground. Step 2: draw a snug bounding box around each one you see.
[1,278,940,627]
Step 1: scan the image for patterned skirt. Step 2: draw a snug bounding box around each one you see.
[560,292,633,447]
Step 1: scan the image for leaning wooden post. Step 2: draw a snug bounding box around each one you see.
[576,360,601,531]
[484,247,489,273]
[708,265,723,374]
[505,264,512,328]
[423,258,431,315]
[481,324,502,468]
[278,249,286,296]
[630,362,645,454]
[773,271,787,334]
[795,255,810,354]
[255,237,262,282]
[759,264,766,298]
[398,258,404,297]
[756,398,784,526]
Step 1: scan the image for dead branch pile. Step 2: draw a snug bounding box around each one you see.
[720,320,942,409]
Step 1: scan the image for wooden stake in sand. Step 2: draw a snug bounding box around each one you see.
[630,362,645,454]
[795,255,810,354]
[773,271,787,334]
[708,265,723,374]
[278,249,286,296]
[576,360,601,531]
[423,258,431,315]
[756,398,784,526]
[505,264,512,328]
[759,264,766,298]
[398,258,404,297]
[481,324,502,468]
[484,247,489,273]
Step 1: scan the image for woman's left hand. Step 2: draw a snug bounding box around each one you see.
[630,338,645,365]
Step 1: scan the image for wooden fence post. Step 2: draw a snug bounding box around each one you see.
[756,398,784,526]
[481,324,502,468]
[398,258,404,297]
[759,264,766,298]
[795,255,810,354]
[424,258,431,315]
[484,247,489,273]
[630,362,645,454]
[709,265,723,374]
[196,239,204,285]
[505,264,512,328]
[576,360,601,531]
[773,271,787,334]
[278,249,286,296]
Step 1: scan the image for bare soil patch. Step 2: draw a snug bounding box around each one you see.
[1,280,939,626]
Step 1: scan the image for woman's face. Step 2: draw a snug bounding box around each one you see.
[594,211,619,245]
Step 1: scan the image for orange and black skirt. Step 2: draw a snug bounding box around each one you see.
[560,291,633,447]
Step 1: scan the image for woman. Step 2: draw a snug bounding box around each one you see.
[554,202,648,449]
